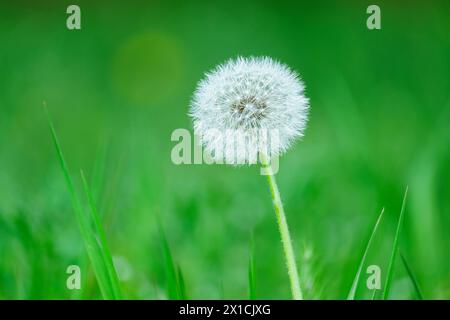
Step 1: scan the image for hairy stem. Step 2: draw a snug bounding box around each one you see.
[261,155,303,300]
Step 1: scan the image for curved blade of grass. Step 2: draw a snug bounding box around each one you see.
[382,186,408,300]
[176,265,187,300]
[399,250,424,300]
[158,222,182,299]
[347,208,385,300]
[248,235,256,300]
[45,106,118,299]
[371,289,378,300]
[80,170,122,299]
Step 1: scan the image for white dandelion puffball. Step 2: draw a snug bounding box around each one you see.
[190,56,309,164]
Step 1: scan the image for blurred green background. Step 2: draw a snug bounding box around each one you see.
[0,0,449,299]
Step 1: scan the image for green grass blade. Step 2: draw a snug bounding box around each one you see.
[371,289,377,300]
[158,223,181,299]
[347,208,385,300]
[45,106,116,299]
[382,186,409,300]
[176,265,187,300]
[80,170,122,299]
[399,250,424,300]
[248,235,256,300]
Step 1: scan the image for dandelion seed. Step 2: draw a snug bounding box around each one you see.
[190,56,309,164]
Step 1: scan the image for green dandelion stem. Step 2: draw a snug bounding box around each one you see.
[261,154,303,300]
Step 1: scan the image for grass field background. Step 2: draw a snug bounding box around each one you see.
[0,0,449,299]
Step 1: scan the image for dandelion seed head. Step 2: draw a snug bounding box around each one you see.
[190,56,309,164]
